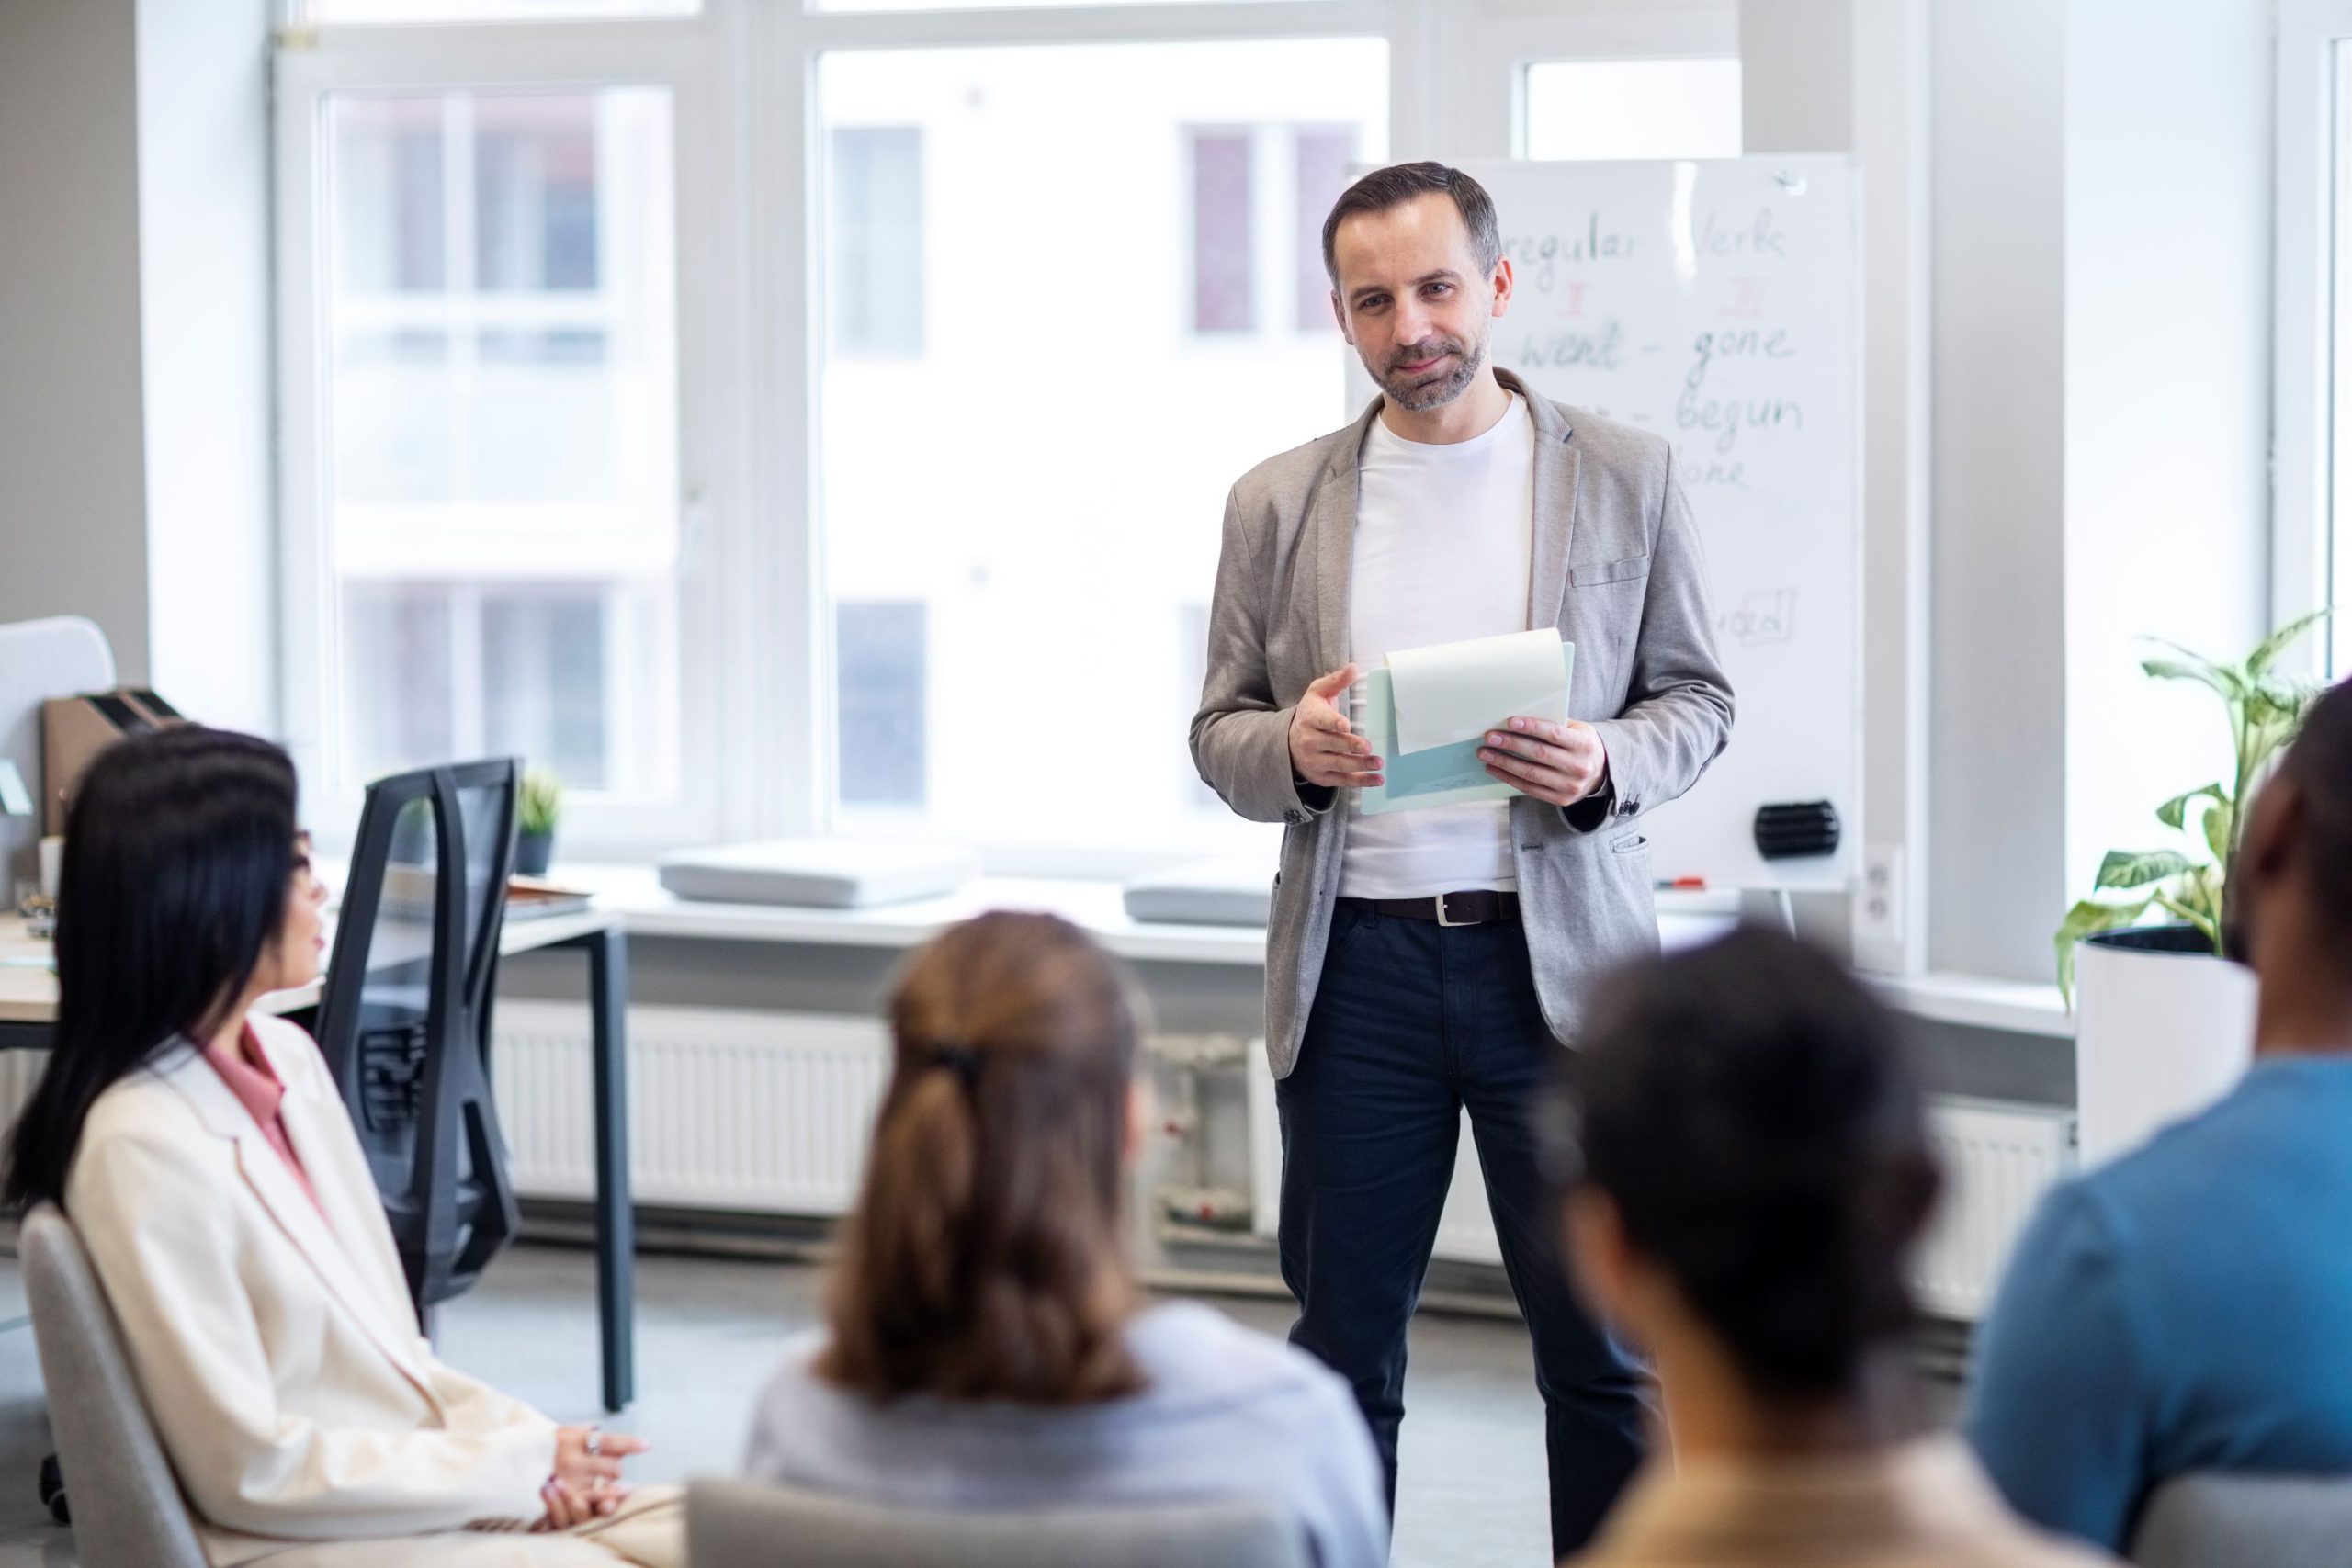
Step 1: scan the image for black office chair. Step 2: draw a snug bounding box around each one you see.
[314,759,524,1321]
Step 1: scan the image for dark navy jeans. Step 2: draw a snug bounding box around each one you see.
[1275,900,1649,1558]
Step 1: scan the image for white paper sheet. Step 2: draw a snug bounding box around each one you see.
[1385,627,1571,756]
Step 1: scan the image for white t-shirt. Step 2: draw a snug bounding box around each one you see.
[1338,392,1537,899]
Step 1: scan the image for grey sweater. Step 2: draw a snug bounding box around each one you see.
[741,1301,1388,1567]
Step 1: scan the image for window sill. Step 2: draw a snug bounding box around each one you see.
[546,865,1752,969]
[555,864,1271,965]
[1866,971,2075,1040]
[537,865,2082,1039]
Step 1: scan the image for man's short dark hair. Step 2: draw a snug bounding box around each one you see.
[1320,161,1502,288]
[1554,926,1939,1402]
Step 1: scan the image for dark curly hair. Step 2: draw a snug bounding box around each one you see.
[1560,926,1941,1401]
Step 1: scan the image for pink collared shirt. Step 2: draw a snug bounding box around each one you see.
[201,1025,325,1217]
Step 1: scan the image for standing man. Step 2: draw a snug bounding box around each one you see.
[1190,163,1734,1556]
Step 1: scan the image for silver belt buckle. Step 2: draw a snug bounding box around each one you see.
[1436,892,1471,927]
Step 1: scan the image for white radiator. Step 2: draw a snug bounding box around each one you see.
[1247,1059,2075,1322]
[0,1009,893,1217]
[0,1014,2077,1320]
[1914,1097,2077,1320]
[491,1001,890,1214]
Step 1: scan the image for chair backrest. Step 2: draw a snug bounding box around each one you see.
[18,1204,209,1568]
[2131,1472,2352,1568]
[0,615,114,892]
[314,758,523,1316]
[685,1479,1311,1568]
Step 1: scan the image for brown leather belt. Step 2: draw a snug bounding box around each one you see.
[1342,890,1521,927]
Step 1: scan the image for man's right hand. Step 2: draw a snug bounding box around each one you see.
[1289,664,1385,791]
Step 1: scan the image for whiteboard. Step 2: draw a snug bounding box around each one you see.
[1347,156,1863,892]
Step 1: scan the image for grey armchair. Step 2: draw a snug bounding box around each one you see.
[2131,1471,2352,1568]
[19,1202,208,1568]
[686,1478,1310,1568]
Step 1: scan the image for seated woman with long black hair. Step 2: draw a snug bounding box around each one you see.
[4,727,680,1567]
[1553,926,2113,1568]
[742,910,1387,1566]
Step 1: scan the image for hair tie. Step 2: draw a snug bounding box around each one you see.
[917,1043,981,1088]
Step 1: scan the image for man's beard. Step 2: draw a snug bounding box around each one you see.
[1374,333,1486,412]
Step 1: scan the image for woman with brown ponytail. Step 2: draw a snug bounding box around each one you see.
[741,912,1386,1565]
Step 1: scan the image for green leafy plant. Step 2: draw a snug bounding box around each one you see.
[518,765,564,839]
[2053,608,2334,1005]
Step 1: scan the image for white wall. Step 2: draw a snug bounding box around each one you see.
[1741,0,1937,973]
[1852,0,1934,975]
[0,0,153,682]
[1927,0,2071,980]
[136,0,278,736]
[2061,0,2270,907]
[1744,0,2274,984]
[1740,0,1855,156]
[0,0,277,734]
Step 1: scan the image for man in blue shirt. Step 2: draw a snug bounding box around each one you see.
[1965,676,2352,1551]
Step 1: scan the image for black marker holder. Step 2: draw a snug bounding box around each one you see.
[1754,800,1840,861]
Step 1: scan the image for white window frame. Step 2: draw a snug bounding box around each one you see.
[274,0,1739,871]
[273,16,747,857]
[2278,0,2350,679]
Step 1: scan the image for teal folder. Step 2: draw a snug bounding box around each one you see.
[1356,642,1577,816]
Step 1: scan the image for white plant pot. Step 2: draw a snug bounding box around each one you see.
[2074,925,2256,1169]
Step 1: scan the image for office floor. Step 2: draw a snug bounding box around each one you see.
[0,1243,1959,1568]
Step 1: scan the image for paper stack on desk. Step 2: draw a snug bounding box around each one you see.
[1356,627,1576,817]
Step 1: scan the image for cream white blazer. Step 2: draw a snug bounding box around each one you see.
[63,1013,560,1565]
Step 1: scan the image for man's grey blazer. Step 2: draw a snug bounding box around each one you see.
[1190,369,1735,1078]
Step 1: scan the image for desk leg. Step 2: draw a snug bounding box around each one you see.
[585,928,635,1413]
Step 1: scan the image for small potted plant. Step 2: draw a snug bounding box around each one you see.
[515,766,563,877]
[2056,609,2331,1166]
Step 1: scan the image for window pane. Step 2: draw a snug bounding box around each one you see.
[475,96,602,290]
[1522,59,1743,162]
[837,603,928,807]
[338,581,658,792]
[481,588,611,788]
[343,583,456,774]
[323,87,681,799]
[817,40,1385,854]
[1189,130,1255,333]
[309,0,695,21]
[1294,126,1357,332]
[830,128,925,360]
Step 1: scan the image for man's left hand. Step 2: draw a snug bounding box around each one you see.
[1478,717,1608,808]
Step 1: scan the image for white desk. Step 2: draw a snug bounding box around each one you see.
[0,907,618,1023]
[1,903,639,1414]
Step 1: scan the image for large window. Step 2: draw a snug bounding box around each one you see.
[816,39,1385,857]
[279,2,1742,869]
[297,84,684,814]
